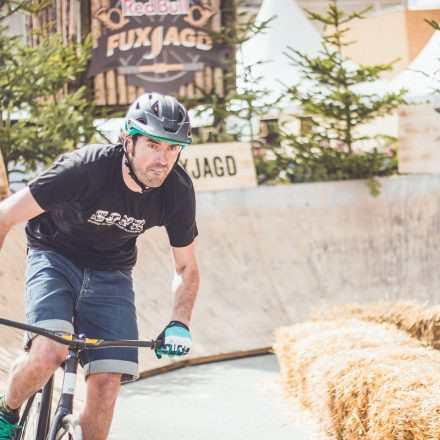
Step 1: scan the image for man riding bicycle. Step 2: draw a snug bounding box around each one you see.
[0,93,200,440]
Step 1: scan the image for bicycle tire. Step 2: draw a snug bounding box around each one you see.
[19,378,53,440]
[19,392,39,440]
[53,415,82,440]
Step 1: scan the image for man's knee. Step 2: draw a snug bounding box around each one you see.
[26,336,68,371]
[86,373,121,407]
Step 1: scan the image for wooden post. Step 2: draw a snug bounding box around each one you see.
[178,84,186,98]
[0,149,9,200]
[40,6,47,39]
[90,0,101,49]
[106,70,117,105]
[117,74,128,105]
[100,0,118,105]
[61,0,68,44]
[186,83,195,98]
[26,13,32,47]
[221,0,236,94]
[194,71,204,97]
[204,65,213,93]
[91,0,106,105]
[214,67,224,97]
[68,0,78,45]
[56,0,62,36]
[209,0,225,97]
[48,2,56,34]
[211,0,221,30]
[127,86,137,103]
[31,9,40,46]
[79,0,91,41]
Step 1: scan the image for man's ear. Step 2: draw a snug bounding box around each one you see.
[124,135,134,156]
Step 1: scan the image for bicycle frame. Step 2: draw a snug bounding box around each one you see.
[46,348,80,439]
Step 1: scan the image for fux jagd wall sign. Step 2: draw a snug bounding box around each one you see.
[88,0,230,95]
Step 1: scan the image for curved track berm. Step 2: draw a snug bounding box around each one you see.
[1,175,440,386]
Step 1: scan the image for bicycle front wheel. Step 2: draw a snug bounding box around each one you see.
[19,377,53,440]
[19,392,40,440]
[54,415,82,440]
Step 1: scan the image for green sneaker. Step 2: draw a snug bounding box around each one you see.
[0,413,21,440]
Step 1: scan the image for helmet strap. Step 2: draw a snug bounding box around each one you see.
[122,138,151,194]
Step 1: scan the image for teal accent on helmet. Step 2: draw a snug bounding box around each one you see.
[126,126,190,148]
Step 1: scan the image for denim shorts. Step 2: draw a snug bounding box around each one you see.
[24,249,139,382]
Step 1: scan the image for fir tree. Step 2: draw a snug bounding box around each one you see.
[263,0,406,194]
[0,0,95,187]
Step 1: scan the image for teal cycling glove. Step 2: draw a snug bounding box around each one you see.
[155,320,192,359]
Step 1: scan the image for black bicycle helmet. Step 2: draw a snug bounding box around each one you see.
[125,92,192,147]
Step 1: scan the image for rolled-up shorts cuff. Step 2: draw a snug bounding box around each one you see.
[83,360,139,383]
[24,319,74,351]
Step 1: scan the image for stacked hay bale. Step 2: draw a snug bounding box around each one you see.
[274,318,440,439]
[311,301,440,349]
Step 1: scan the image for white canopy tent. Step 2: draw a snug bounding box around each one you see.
[391,30,440,100]
[408,0,440,9]
[357,29,440,139]
[238,0,322,102]
[240,0,440,100]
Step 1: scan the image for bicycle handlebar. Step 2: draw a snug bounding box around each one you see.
[0,317,158,350]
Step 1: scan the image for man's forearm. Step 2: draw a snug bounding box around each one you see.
[171,265,200,326]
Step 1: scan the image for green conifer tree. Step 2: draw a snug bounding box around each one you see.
[264,0,407,194]
[0,0,95,186]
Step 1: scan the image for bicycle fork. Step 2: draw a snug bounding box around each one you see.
[47,349,79,439]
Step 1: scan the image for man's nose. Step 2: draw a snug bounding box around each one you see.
[156,148,169,166]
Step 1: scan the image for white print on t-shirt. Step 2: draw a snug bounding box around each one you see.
[87,210,146,233]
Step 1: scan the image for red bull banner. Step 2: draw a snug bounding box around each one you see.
[88,0,230,94]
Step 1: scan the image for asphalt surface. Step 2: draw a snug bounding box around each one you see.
[108,354,322,440]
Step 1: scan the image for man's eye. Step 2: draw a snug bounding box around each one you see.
[169,145,180,152]
[147,143,158,149]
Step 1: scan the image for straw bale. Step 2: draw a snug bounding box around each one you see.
[330,349,440,439]
[311,300,440,349]
[303,346,432,438]
[365,358,440,439]
[274,319,417,406]
[275,318,440,439]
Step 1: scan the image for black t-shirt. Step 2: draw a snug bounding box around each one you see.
[26,144,198,270]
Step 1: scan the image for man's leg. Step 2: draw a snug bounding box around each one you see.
[79,372,121,440]
[76,268,138,439]
[6,249,79,409]
[4,336,68,409]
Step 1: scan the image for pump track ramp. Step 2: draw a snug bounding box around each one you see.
[1,175,440,387]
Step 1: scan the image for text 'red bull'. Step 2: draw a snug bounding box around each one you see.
[121,0,190,16]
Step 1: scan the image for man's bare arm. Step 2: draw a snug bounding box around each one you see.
[0,187,44,249]
[170,241,200,326]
